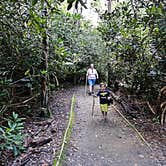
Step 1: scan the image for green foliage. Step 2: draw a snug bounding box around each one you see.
[0,112,25,156]
[49,11,105,83]
[1,0,164,119]
[66,0,87,10]
[0,0,105,104]
[152,115,160,124]
[98,0,166,97]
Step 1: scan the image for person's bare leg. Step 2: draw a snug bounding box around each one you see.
[92,85,94,93]
[89,85,92,93]
[104,112,107,121]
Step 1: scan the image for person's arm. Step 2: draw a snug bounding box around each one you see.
[95,69,99,79]
[86,69,89,77]
[109,90,114,97]
[93,91,99,98]
[107,90,113,104]
[97,91,100,97]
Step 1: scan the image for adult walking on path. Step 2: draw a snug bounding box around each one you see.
[86,64,99,95]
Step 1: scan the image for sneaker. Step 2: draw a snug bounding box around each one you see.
[88,92,92,95]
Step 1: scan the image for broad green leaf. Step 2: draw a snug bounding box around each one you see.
[32,0,38,6]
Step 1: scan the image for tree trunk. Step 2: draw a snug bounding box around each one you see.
[41,35,48,108]
[41,2,49,115]
[108,0,112,13]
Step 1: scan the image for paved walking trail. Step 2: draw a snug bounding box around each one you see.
[64,86,159,166]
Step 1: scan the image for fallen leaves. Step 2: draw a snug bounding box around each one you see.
[5,88,75,166]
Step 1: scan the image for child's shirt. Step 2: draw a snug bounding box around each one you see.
[97,90,110,104]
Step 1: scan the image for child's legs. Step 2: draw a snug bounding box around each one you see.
[101,111,104,117]
[100,104,108,117]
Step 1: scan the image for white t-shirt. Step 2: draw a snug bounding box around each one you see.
[86,68,98,79]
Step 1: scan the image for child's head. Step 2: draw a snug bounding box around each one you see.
[100,83,106,90]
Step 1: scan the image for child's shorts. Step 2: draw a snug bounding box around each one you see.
[100,104,108,112]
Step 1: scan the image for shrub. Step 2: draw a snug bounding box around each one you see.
[0,112,25,156]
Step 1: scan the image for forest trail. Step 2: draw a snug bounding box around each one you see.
[64,86,159,166]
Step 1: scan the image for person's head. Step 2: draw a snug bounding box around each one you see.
[100,82,106,91]
[90,64,94,69]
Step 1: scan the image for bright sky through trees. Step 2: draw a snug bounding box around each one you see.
[82,0,126,26]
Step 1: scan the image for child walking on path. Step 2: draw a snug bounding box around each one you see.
[95,83,112,121]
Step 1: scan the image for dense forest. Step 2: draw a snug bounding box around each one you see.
[0,0,165,165]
